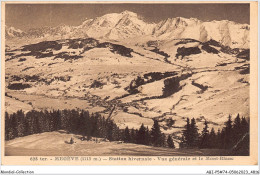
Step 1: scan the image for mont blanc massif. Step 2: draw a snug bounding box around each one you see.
[5,11,250,150]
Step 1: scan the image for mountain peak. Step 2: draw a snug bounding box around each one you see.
[175,17,187,20]
[121,10,137,16]
[5,26,24,38]
[6,26,23,33]
[174,17,201,24]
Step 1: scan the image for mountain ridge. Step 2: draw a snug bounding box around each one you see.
[6,10,250,48]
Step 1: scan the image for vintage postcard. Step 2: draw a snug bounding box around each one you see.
[1,1,258,166]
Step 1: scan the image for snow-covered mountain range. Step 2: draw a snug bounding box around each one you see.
[6,10,250,48]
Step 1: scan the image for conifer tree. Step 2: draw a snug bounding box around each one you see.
[161,133,166,147]
[46,110,54,132]
[113,125,121,141]
[10,113,18,138]
[190,118,199,148]
[145,126,151,145]
[233,114,241,144]
[179,135,185,148]
[78,111,85,136]
[106,120,114,141]
[220,128,226,149]
[91,114,100,137]
[53,109,61,131]
[16,110,25,137]
[181,118,191,148]
[99,116,106,138]
[23,114,30,136]
[123,126,131,143]
[5,112,10,140]
[83,111,91,137]
[137,124,146,145]
[224,115,233,149]
[130,128,137,143]
[199,120,209,148]
[33,113,41,134]
[216,128,222,149]
[241,117,249,134]
[209,128,217,148]
[151,120,162,147]
[239,117,249,149]
[167,135,175,148]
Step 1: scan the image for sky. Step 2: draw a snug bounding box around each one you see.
[5,3,250,31]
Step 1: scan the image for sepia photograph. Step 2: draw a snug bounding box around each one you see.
[1,1,258,166]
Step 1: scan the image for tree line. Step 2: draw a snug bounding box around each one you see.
[122,121,175,148]
[5,110,249,151]
[5,109,175,148]
[180,114,249,150]
[5,109,121,141]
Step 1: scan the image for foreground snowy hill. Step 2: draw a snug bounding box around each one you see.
[5,130,230,156]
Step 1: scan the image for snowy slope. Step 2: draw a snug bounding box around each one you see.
[76,11,156,40]
[153,17,249,48]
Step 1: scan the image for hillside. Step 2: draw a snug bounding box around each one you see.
[5,131,230,156]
